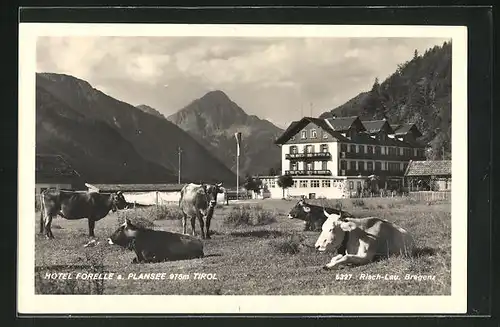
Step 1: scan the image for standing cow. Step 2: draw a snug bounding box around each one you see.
[39,189,127,239]
[178,182,224,239]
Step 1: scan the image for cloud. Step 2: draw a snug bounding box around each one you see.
[36,36,449,125]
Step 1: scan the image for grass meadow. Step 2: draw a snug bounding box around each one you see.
[34,197,451,295]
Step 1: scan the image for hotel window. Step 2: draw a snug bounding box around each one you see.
[323,131,329,139]
[304,145,313,153]
[399,147,403,155]
[375,162,382,171]
[384,162,388,170]
[269,179,276,188]
[350,145,356,153]
[311,180,320,188]
[367,161,374,171]
[290,146,298,154]
[375,146,381,155]
[349,161,356,170]
[310,129,317,139]
[291,135,295,141]
[340,143,347,152]
[306,162,313,171]
[321,161,328,170]
[349,181,354,190]
[340,160,347,170]
[299,180,308,188]
[293,180,298,188]
[358,161,365,171]
[322,180,331,188]
[290,161,298,171]
[320,144,329,152]
[359,145,365,154]
[414,148,418,156]
[367,146,373,154]
[301,130,307,139]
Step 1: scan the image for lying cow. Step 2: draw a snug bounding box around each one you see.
[315,210,415,270]
[107,218,204,263]
[287,199,353,231]
[39,189,127,239]
[179,182,224,239]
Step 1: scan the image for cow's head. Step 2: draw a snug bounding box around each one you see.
[107,218,139,248]
[111,191,127,212]
[287,198,311,220]
[315,210,355,252]
[206,182,225,202]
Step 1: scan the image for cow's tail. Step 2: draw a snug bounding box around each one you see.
[39,192,45,234]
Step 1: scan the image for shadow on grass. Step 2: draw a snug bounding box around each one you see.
[229,230,285,238]
[35,264,94,272]
[368,246,438,263]
[413,246,438,257]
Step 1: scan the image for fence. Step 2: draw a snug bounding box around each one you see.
[408,191,451,202]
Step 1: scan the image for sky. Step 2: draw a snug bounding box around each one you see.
[37,36,449,129]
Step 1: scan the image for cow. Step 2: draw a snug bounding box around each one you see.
[178,182,224,239]
[107,218,204,263]
[39,189,127,239]
[315,210,415,270]
[287,198,354,231]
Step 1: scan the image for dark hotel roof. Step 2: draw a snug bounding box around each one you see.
[361,119,394,134]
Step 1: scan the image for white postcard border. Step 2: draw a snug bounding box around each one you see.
[18,23,468,314]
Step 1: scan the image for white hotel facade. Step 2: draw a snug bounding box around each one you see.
[260,115,426,199]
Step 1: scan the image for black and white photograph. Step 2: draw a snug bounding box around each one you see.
[18,23,467,314]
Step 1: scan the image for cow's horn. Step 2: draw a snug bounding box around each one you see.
[323,208,330,218]
[117,191,122,195]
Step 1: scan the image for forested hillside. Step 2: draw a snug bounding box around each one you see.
[320,41,452,159]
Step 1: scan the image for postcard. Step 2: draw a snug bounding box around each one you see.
[18,22,467,314]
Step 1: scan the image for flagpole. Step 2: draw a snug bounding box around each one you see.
[235,132,241,201]
[236,149,239,201]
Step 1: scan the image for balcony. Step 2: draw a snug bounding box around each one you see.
[338,169,405,177]
[286,152,331,160]
[339,151,426,161]
[285,169,332,176]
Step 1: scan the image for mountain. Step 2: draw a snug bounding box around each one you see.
[320,41,452,160]
[36,73,236,185]
[36,86,175,184]
[136,104,166,119]
[168,90,284,176]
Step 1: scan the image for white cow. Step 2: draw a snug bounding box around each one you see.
[315,210,415,270]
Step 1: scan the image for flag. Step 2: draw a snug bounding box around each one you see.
[235,132,242,157]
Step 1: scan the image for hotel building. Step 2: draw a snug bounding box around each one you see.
[260,116,426,199]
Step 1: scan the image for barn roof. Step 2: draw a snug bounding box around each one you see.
[404,160,451,177]
[86,183,185,192]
